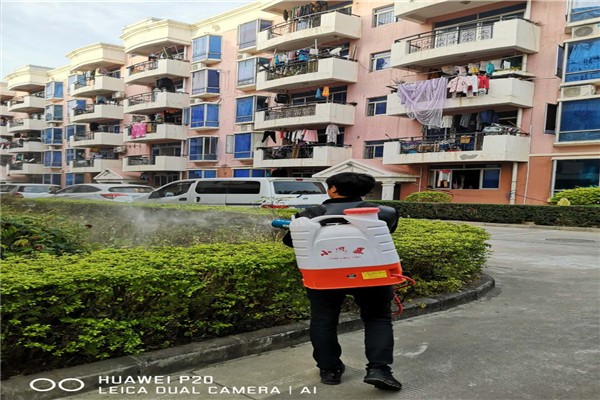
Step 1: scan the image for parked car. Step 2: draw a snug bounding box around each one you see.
[52,184,154,202]
[0,183,61,199]
[134,178,328,208]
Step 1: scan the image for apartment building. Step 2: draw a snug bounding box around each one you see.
[1,0,599,204]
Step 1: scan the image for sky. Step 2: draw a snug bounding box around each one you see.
[0,0,254,79]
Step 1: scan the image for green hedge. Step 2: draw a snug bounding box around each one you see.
[549,187,600,206]
[376,201,600,227]
[404,191,453,203]
[1,213,490,378]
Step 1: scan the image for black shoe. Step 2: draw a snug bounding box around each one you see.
[320,364,345,385]
[363,368,403,391]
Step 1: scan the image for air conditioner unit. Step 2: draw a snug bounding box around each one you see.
[47,122,57,127]
[561,84,597,98]
[113,91,125,99]
[237,52,252,60]
[114,146,127,154]
[572,24,600,38]
[240,123,254,132]
[191,63,206,71]
[190,98,201,105]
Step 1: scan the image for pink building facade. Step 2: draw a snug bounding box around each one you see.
[1,0,599,204]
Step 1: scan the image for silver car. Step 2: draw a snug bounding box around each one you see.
[52,183,153,202]
[0,183,61,198]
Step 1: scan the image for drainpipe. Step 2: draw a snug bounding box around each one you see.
[510,162,518,205]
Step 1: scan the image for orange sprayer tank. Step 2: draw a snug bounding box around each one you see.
[288,207,406,289]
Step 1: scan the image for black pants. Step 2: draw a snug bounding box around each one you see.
[306,285,395,372]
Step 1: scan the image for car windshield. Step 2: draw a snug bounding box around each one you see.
[273,181,326,195]
[108,186,153,193]
[0,185,17,192]
[21,186,53,193]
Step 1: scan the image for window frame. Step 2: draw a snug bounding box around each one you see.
[188,136,218,161]
[364,140,385,159]
[367,96,388,116]
[372,5,396,27]
[370,51,391,71]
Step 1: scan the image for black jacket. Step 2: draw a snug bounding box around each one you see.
[282,197,400,247]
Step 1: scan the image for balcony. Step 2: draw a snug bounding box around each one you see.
[125,58,190,85]
[254,102,355,130]
[382,132,530,165]
[5,65,52,92]
[7,118,46,133]
[0,124,9,137]
[254,144,352,168]
[257,57,358,91]
[0,82,16,101]
[121,18,192,56]
[391,17,540,70]
[122,155,187,172]
[8,93,45,113]
[387,77,534,116]
[70,158,122,173]
[394,0,500,24]
[71,104,123,123]
[257,8,360,52]
[0,104,14,118]
[8,140,46,153]
[8,162,45,175]
[66,43,126,72]
[124,122,187,143]
[124,91,189,115]
[72,75,125,98]
[69,131,123,148]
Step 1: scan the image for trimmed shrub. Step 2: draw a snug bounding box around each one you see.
[404,191,453,203]
[0,211,91,258]
[393,219,491,296]
[549,187,600,206]
[1,243,306,378]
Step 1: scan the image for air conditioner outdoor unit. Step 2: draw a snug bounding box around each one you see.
[561,84,597,98]
[47,122,57,127]
[191,63,206,71]
[239,123,254,132]
[190,98,201,105]
[572,24,600,38]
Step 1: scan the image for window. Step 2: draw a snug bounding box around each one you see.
[65,173,85,186]
[364,140,385,159]
[233,169,270,178]
[67,100,86,119]
[45,81,63,100]
[554,158,600,192]
[189,137,218,161]
[367,96,387,116]
[431,165,501,189]
[45,105,63,121]
[234,133,253,159]
[235,96,268,123]
[545,103,558,134]
[568,0,600,22]
[190,103,219,129]
[67,75,85,94]
[66,149,85,163]
[65,124,86,139]
[558,98,600,142]
[371,51,390,71]
[43,151,62,167]
[188,169,217,179]
[564,38,600,82]
[238,20,272,50]
[191,69,220,95]
[373,5,396,27]
[149,181,194,199]
[43,128,63,145]
[237,58,260,87]
[42,174,61,185]
[151,143,181,157]
[192,35,222,62]
[556,45,565,78]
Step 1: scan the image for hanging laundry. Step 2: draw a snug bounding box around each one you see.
[262,131,276,144]
[477,75,490,94]
[447,76,471,95]
[303,129,318,143]
[485,62,495,75]
[322,86,330,97]
[315,88,322,99]
[397,77,448,128]
[325,124,340,144]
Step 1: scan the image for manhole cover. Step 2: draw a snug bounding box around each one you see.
[545,238,596,243]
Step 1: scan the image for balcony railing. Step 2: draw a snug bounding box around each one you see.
[127,155,156,166]
[264,7,353,38]
[397,16,529,54]
[264,104,317,121]
[127,92,154,106]
[258,143,350,160]
[128,60,159,76]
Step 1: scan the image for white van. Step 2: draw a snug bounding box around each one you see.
[134,178,329,208]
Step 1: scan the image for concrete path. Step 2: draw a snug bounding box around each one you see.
[51,225,600,399]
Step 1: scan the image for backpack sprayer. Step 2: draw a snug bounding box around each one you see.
[272,207,415,315]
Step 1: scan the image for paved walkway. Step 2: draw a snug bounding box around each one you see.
[29,225,600,399]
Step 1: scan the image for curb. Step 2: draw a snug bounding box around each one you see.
[2,274,495,400]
